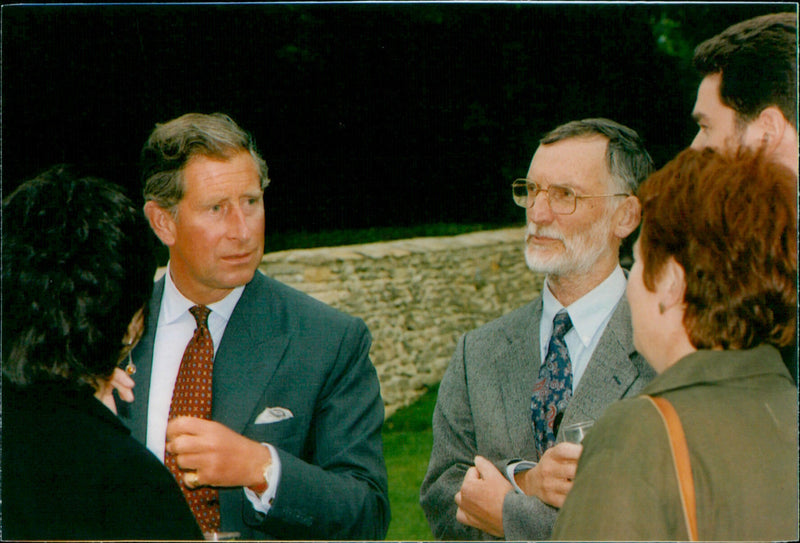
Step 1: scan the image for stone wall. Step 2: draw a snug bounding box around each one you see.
[258,227,545,418]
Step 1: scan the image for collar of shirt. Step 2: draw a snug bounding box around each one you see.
[161,263,245,352]
[540,265,627,388]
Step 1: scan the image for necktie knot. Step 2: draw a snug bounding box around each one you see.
[189,305,211,329]
[552,310,573,340]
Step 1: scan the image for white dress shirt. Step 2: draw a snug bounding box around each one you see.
[146,265,280,514]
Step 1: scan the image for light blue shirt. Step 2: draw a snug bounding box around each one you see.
[507,265,627,491]
[540,265,627,391]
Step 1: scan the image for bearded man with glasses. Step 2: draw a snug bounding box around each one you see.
[421,118,657,540]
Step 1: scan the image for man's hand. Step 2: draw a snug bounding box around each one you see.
[515,442,582,508]
[454,456,513,538]
[166,416,271,489]
[94,368,135,414]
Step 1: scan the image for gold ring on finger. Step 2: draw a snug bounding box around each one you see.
[184,471,200,488]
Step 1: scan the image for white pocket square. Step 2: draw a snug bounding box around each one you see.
[255,406,294,424]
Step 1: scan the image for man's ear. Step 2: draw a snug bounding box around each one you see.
[750,106,789,152]
[143,201,177,247]
[612,195,642,240]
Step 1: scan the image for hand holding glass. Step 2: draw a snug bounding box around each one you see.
[561,420,595,444]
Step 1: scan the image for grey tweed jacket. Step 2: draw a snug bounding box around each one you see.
[420,294,655,541]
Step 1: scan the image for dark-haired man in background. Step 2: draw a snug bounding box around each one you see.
[689,12,797,383]
[690,12,796,175]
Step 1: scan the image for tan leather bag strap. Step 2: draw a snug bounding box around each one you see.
[645,395,698,541]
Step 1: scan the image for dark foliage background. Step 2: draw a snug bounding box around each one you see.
[2,2,793,245]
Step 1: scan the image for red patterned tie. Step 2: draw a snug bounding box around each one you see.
[165,305,221,533]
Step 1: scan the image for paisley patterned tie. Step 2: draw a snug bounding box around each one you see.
[530,310,574,458]
[165,305,221,533]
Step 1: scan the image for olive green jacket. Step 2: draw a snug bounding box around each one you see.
[552,345,798,541]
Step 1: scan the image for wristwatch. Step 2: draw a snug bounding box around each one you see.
[247,454,274,495]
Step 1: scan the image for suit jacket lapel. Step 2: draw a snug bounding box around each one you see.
[212,272,290,434]
[125,277,165,443]
[564,295,640,426]
[498,300,543,456]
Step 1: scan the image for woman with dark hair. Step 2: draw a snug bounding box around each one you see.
[2,165,202,540]
[552,148,798,541]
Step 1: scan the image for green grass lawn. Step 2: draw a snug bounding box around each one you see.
[383,385,439,541]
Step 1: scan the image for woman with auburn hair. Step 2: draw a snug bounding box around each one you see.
[551,148,797,541]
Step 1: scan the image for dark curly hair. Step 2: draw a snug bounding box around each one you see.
[2,165,157,388]
[637,147,796,350]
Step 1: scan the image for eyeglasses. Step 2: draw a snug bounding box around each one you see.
[511,179,630,215]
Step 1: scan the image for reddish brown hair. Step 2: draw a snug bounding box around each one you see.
[637,147,796,350]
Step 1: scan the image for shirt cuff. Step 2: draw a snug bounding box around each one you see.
[506,460,537,494]
[243,443,282,514]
